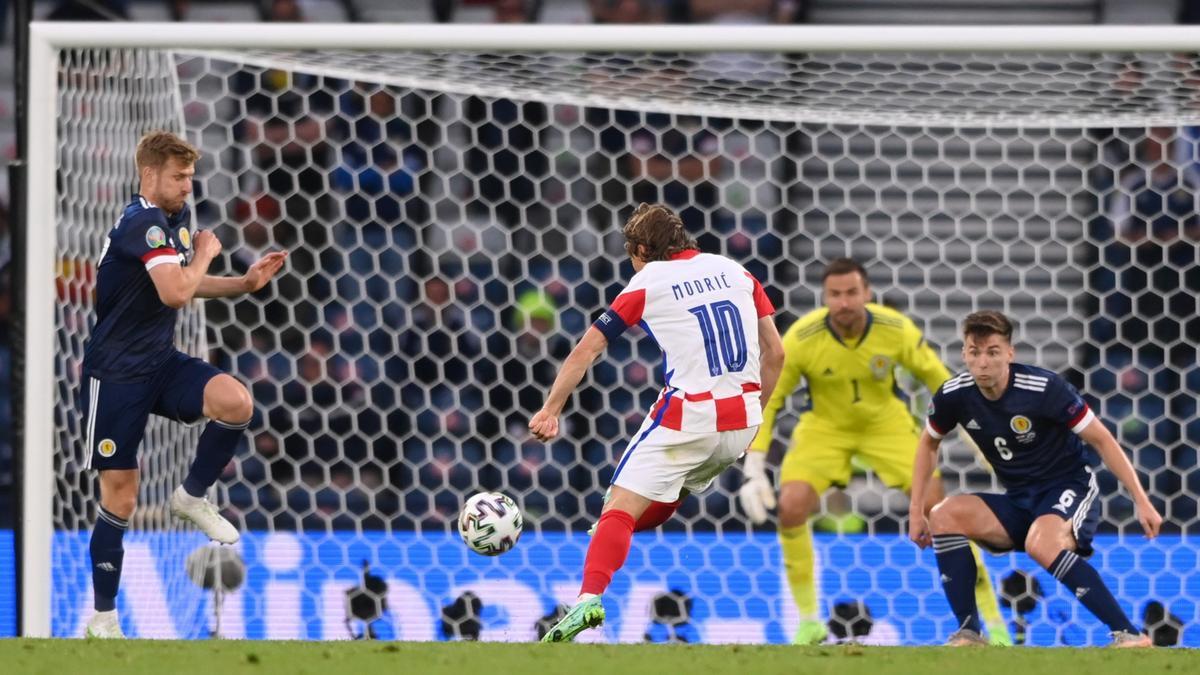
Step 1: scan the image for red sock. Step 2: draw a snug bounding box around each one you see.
[634,498,683,532]
[580,509,636,596]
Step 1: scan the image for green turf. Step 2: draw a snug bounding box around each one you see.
[2,639,1196,675]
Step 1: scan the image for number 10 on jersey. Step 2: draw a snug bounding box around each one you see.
[689,300,748,376]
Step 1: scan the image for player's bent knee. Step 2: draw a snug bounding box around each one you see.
[100,487,138,520]
[206,375,253,424]
[98,470,139,519]
[927,498,962,534]
[778,500,810,529]
[107,498,137,521]
[1024,531,1056,566]
[777,484,816,528]
[1024,517,1073,565]
[227,386,253,424]
[603,485,651,520]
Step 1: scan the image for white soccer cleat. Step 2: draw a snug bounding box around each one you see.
[170,486,240,544]
[85,610,124,639]
[945,627,989,646]
[1109,630,1153,648]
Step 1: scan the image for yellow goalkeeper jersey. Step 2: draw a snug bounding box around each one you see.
[750,303,950,449]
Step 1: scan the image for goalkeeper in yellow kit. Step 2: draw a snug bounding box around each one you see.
[739,258,1011,645]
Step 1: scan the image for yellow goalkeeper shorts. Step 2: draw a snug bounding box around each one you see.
[779,421,931,494]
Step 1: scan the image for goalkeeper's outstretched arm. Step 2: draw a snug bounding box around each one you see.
[529,327,608,442]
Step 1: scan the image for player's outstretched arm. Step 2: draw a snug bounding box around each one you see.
[196,250,288,299]
[529,327,608,442]
[1078,417,1163,538]
[907,429,941,549]
[148,229,222,308]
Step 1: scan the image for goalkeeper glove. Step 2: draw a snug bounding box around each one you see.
[738,450,776,525]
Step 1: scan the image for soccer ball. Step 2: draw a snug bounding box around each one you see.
[458,492,523,556]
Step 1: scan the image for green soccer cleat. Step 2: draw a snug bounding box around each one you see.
[541,595,605,643]
[793,618,828,645]
[986,620,1014,646]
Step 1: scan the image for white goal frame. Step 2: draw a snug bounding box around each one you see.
[23,21,1200,638]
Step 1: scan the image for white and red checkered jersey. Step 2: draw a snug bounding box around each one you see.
[593,249,775,432]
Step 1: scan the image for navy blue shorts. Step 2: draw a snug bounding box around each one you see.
[976,469,1102,557]
[80,351,222,471]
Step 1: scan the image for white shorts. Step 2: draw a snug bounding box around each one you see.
[610,417,759,502]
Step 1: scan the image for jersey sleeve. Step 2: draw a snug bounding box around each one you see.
[924,386,960,440]
[1046,374,1096,434]
[592,273,649,342]
[749,320,806,452]
[117,210,178,271]
[744,271,775,318]
[898,317,952,393]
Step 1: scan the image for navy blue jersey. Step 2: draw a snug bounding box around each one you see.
[82,195,194,382]
[925,363,1095,489]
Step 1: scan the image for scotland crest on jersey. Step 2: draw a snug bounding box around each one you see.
[925,363,1096,489]
[869,354,893,381]
[1010,414,1036,444]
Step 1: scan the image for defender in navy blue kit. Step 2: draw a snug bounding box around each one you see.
[81,195,216,470]
[82,132,288,639]
[926,362,1103,556]
[909,310,1161,648]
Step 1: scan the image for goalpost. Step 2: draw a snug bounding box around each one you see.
[21,23,1200,641]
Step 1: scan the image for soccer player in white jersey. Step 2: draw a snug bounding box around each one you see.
[531,203,785,642]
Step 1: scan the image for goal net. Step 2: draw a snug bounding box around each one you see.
[27,25,1200,644]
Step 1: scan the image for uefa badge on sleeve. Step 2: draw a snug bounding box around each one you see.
[146,226,167,249]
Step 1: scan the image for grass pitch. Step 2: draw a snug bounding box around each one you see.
[3,639,1196,675]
